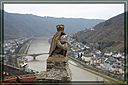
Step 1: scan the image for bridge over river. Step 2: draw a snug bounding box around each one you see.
[24,37,106,81]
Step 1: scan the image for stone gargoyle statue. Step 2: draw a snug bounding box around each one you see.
[49,24,68,57]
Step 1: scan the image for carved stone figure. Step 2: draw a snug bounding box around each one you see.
[49,24,68,57]
[46,25,71,81]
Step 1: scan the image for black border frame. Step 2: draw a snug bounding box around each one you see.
[0,0,128,85]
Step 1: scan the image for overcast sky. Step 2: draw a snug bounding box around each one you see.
[4,4,124,20]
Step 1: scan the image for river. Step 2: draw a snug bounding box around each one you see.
[26,37,105,81]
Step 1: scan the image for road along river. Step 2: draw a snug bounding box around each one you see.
[26,37,105,81]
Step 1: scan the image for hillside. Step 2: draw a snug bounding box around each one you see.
[74,13,124,52]
[4,12,104,39]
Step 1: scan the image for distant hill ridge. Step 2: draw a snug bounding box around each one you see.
[3,11,104,39]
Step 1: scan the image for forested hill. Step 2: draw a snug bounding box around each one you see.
[74,13,124,52]
[4,11,104,39]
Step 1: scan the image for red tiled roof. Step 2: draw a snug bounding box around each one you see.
[3,74,37,83]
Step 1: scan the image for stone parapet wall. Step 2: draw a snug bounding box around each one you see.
[46,55,71,81]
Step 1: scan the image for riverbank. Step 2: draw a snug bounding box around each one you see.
[17,39,32,67]
[68,56,125,84]
[68,59,104,81]
[18,39,32,55]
